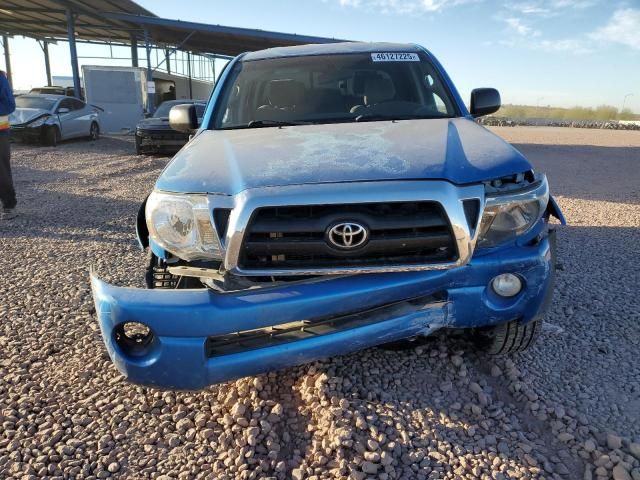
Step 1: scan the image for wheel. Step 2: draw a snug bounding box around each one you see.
[473,318,541,355]
[43,126,60,147]
[135,134,143,155]
[89,122,100,141]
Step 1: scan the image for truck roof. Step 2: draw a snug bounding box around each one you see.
[242,42,423,62]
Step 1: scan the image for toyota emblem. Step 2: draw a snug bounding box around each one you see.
[327,222,368,249]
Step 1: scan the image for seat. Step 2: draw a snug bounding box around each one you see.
[350,77,396,114]
[262,79,305,111]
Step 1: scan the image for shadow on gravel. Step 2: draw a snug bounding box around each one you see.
[512,143,640,204]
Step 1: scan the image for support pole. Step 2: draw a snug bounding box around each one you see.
[144,29,155,114]
[187,51,193,99]
[43,41,52,86]
[2,35,12,87]
[165,49,171,74]
[66,9,81,98]
[130,35,138,67]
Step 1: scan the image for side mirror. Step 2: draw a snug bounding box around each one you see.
[57,107,70,114]
[470,88,501,118]
[169,104,199,133]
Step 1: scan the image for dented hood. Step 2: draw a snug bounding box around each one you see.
[156,118,531,194]
[10,108,51,126]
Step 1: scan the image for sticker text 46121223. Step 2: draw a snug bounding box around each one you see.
[371,52,420,62]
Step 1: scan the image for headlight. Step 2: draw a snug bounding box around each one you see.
[477,175,549,247]
[28,116,50,128]
[146,191,222,261]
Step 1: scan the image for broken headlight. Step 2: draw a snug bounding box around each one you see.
[146,191,222,261]
[28,115,51,128]
[477,174,549,247]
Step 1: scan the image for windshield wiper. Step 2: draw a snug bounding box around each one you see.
[246,119,311,128]
[354,113,453,122]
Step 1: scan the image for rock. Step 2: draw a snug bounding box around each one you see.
[361,461,379,474]
[469,382,483,395]
[291,468,304,480]
[231,403,246,418]
[107,462,120,473]
[440,381,453,392]
[558,432,574,443]
[176,418,193,433]
[491,365,502,377]
[608,434,623,450]
[629,443,640,459]
[364,451,380,462]
[451,355,463,367]
[584,465,593,480]
[613,464,632,480]
[584,439,597,452]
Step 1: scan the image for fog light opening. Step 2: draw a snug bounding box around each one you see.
[491,273,523,298]
[114,322,155,356]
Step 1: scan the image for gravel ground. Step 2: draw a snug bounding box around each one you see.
[1,127,639,479]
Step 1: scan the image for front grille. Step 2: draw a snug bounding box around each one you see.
[239,202,457,271]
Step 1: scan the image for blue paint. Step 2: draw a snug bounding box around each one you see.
[156,118,532,194]
[92,236,554,389]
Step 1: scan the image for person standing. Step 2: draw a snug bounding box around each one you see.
[0,69,17,220]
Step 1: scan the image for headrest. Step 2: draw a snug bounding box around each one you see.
[268,79,305,107]
[364,77,395,105]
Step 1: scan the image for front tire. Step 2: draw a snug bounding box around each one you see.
[135,135,143,155]
[474,318,541,354]
[43,126,60,147]
[89,122,100,141]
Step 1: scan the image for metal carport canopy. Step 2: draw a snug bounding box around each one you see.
[0,0,344,55]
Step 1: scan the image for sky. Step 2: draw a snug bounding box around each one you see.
[2,0,639,112]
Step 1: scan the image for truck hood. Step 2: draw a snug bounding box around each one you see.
[156,118,532,194]
[10,108,51,126]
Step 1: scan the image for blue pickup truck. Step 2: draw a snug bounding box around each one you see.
[91,42,565,390]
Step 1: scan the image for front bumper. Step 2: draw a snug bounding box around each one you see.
[10,125,45,142]
[92,233,555,390]
[137,130,189,150]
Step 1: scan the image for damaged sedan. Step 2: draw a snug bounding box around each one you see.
[91,42,565,390]
[10,94,100,146]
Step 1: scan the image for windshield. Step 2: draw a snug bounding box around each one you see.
[154,101,206,118]
[16,96,57,111]
[214,52,459,129]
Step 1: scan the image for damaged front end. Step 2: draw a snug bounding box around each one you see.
[10,113,54,144]
[92,175,561,390]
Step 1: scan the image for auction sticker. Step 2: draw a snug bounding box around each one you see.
[371,52,420,62]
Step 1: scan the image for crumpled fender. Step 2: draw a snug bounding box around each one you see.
[546,196,566,225]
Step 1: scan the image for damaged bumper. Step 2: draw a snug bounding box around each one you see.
[91,233,555,390]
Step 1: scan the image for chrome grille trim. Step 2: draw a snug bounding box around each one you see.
[209,180,485,276]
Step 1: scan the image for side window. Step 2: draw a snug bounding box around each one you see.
[424,73,455,115]
[433,93,448,114]
[58,99,73,112]
[72,99,86,110]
